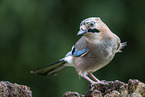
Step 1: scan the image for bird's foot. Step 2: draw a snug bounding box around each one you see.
[91,80,109,87]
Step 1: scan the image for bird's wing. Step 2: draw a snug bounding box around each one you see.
[72,36,88,57]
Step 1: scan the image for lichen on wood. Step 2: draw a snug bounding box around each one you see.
[62,79,145,97]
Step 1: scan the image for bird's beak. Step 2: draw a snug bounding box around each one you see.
[77,29,87,36]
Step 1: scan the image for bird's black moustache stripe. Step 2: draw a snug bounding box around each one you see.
[88,28,100,33]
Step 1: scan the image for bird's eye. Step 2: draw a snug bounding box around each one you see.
[89,22,95,27]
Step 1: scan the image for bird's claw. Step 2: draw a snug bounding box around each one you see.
[91,80,109,87]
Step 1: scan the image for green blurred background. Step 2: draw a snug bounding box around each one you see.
[0,0,145,96]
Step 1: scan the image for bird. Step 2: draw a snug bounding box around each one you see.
[31,17,126,84]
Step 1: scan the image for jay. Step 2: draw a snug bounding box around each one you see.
[31,17,126,84]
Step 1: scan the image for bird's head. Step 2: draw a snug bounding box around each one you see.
[77,17,113,40]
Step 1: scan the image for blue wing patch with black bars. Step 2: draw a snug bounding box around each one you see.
[72,48,88,57]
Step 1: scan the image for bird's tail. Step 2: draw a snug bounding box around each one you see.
[30,59,67,75]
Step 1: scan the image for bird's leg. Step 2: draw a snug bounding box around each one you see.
[81,74,105,86]
[81,75,96,84]
[88,73,100,82]
[88,73,108,86]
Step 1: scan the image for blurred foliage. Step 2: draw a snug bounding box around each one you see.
[0,0,145,97]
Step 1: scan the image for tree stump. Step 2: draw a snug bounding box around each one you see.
[63,79,145,97]
[0,81,32,97]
